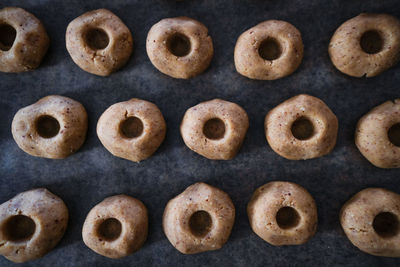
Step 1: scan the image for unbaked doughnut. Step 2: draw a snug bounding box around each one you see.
[97,98,166,162]
[82,195,148,258]
[0,7,49,73]
[163,182,235,254]
[329,13,400,77]
[247,181,317,246]
[11,95,88,159]
[341,188,400,257]
[265,94,338,160]
[355,99,400,168]
[234,20,303,80]
[66,9,133,76]
[180,99,249,160]
[0,188,68,263]
[146,17,213,79]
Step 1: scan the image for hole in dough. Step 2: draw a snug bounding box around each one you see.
[166,33,191,57]
[36,115,60,138]
[258,38,282,60]
[276,207,300,229]
[85,28,110,50]
[203,118,226,140]
[189,210,212,237]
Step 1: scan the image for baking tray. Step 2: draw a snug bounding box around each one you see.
[1,0,400,266]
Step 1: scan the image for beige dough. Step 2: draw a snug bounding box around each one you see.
[163,182,235,254]
[329,13,400,77]
[82,195,148,259]
[234,20,303,80]
[11,95,88,159]
[340,188,400,257]
[146,17,213,79]
[247,181,317,246]
[265,94,338,160]
[180,99,249,160]
[0,7,49,73]
[0,188,68,263]
[97,98,166,162]
[355,99,400,168]
[66,9,133,76]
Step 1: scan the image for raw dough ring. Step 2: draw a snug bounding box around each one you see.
[97,98,166,162]
[66,9,133,76]
[180,99,249,160]
[0,7,49,73]
[146,17,213,79]
[163,182,235,254]
[234,20,303,80]
[11,95,88,159]
[247,181,317,246]
[340,188,400,257]
[355,99,400,168]
[82,195,148,259]
[329,13,400,77]
[265,94,338,160]
[0,188,68,263]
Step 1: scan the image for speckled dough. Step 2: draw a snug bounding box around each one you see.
[146,17,213,79]
[329,13,400,77]
[355,99,400,168]
[66,9,133,76]
[340,188,400,257]
[247,181,317,246]
[265,94,338,160]
[163,183,235,254]
[82,195,148,259]
[234,20,303,80]
[97,98,166,162]
[11,95,88,159]
[0,188,68,263]
[180,99,249,160]
[0,7,49,72]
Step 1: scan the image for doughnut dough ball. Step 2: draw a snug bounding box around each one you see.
[355,99,400,168]
[247,181,317,246]
[97,98,166,162]
[180,99,249,160]
[82,195,148,258]
[234,20,303,80]
[146,17,213,79]
[341,188,400,257]
[163,182,235,254]
[0,7,49,73]
[11,95,88,159]
[329,13,400,77]
[0,188,68,263]
[66,9,133,76]
[265,94,338,160]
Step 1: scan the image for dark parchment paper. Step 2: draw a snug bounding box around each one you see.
[1,0,400,266]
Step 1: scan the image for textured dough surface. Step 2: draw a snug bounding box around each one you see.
[163,183,235,254]
[82,195,148,258]
[340,188,400,257]
[97,98,166,162]
[11,95,88,159]
[66,9,133,76]
[355,99,400,168]
[265,94,338,160]
[329,13,400,77]
[0,7,49,72]
[146,17,213,79]
[234,20,303,80]
[247,181,317,246]
[0,188,68,263]
[180,99,249,160]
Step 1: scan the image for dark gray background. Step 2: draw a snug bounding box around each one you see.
[1,0,400,266]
